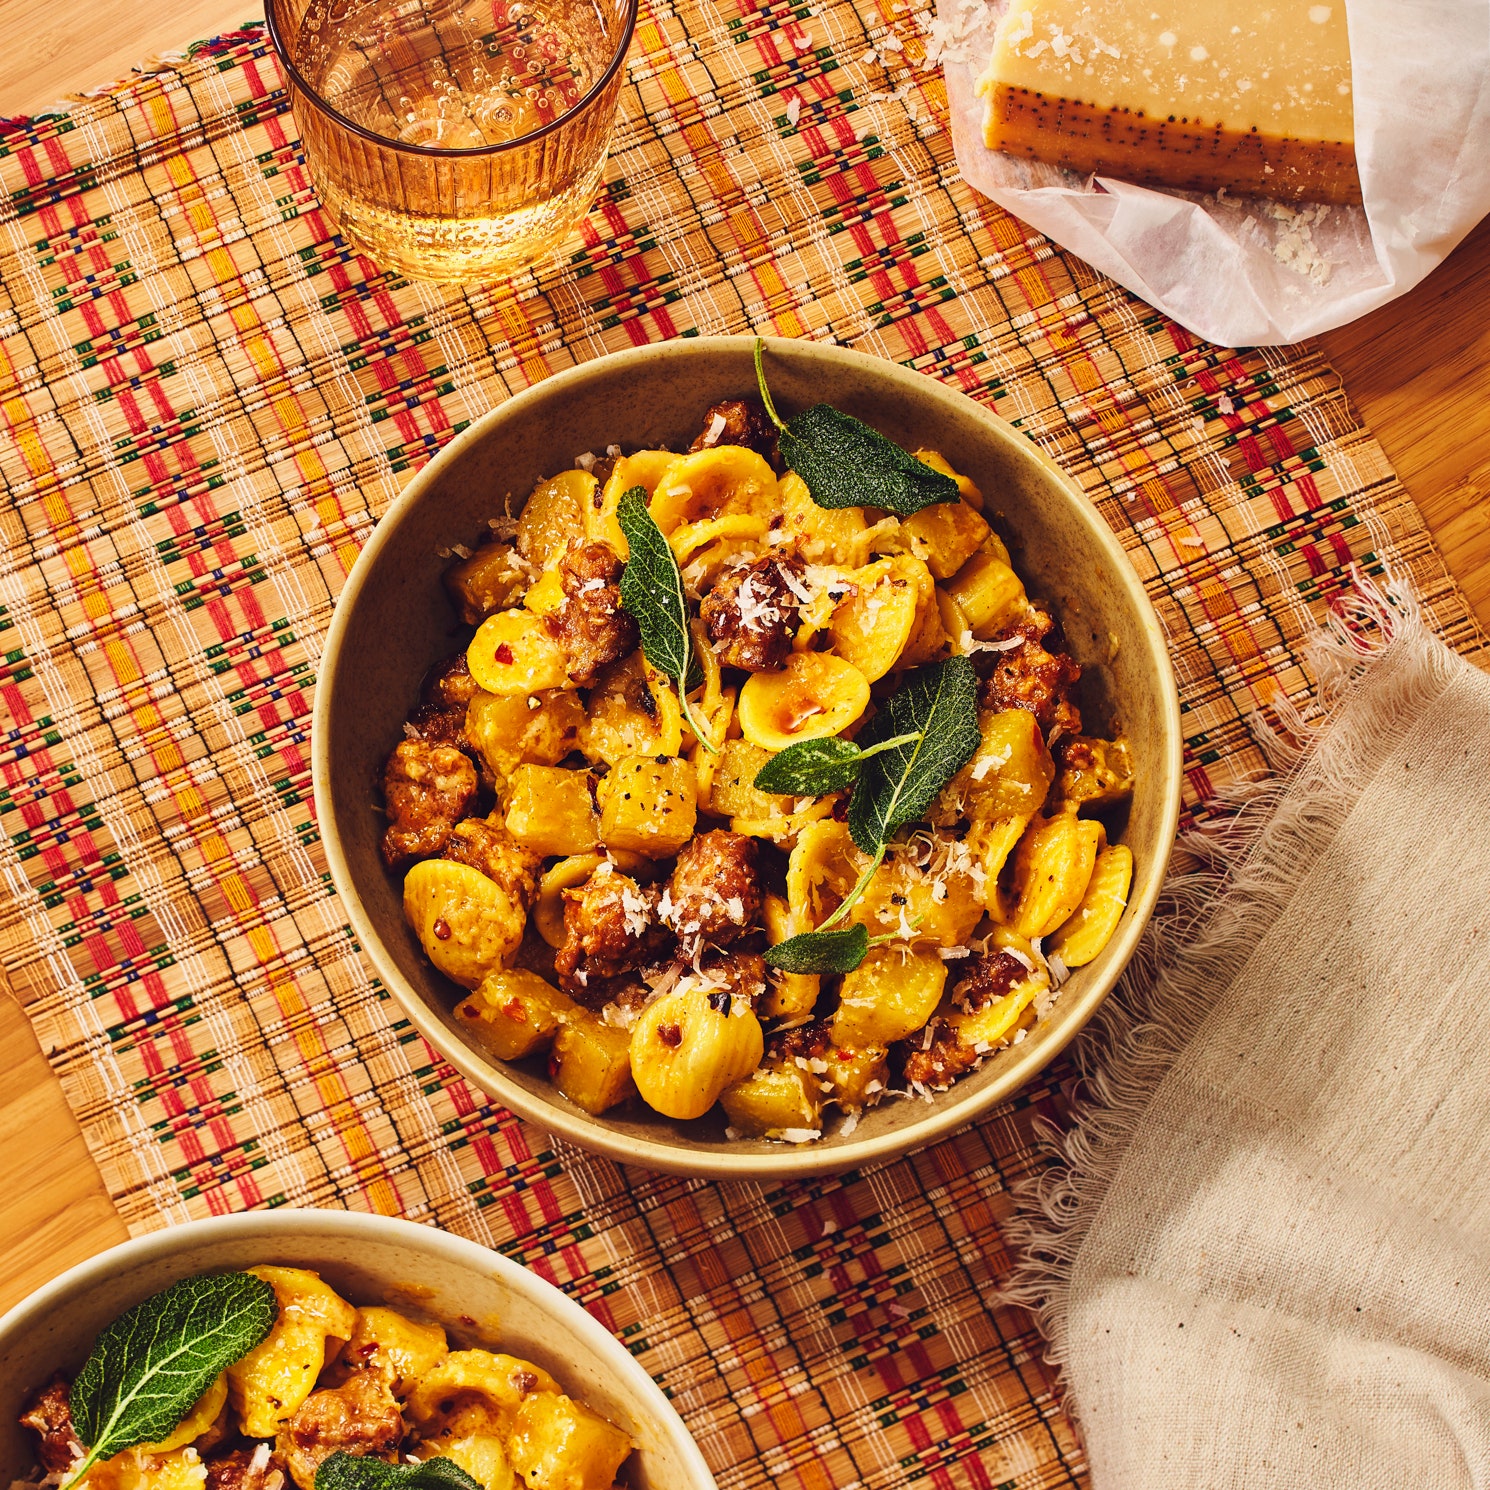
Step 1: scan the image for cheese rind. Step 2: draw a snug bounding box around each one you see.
[977,1,1360,205]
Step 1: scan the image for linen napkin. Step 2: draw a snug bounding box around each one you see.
[1005,581,1490,1487]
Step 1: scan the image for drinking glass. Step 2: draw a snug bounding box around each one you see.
[265,0,638,282]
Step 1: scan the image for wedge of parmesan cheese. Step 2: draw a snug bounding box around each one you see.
[976,1,1359,204]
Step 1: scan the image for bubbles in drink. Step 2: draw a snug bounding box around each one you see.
[293,0,601,149]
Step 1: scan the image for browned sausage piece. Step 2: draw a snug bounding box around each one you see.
[689,397,779,463]
[205,1446,288,1490]
[977,608,1083,741]
[900,1018,981,1093]
[952,950,1030,1011]
[548,542,639,689]
[422,652,481,710]
[275,1372,402,1490]
[19,1376,82,1475]
[698,555,804,673]
[767,1018,831,1067]
[696,949,767,1012]
[554,864,672,997]
[439,816,541,910]
[662,830,762,949]
[380,739,478,868]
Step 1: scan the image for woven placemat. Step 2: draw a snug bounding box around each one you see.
[0,7,1482,1487]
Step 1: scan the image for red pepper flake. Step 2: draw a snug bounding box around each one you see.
[494,642,515,665]
[513,1370,539,1395]
[657,1022,683,1048]
[433,917,452,941]
[503,999,527,1023]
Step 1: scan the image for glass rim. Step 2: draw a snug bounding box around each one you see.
[263,0,640,159]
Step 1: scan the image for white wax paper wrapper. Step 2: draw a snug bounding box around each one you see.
[937,0,1490,345]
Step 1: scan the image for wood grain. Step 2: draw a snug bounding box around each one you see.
[0,5,1487,1316]
[1320,213,1490,630]
[0,995,127,1313]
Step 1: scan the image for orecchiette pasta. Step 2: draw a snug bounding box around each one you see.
[375,394,1138,1139]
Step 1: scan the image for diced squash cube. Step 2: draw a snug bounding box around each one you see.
[505,765,601,857]
[944,547,1027,637]
[598,754,697,855]
[517,469,596,568]
[932,708,1056,824]
[832,944,948,1047]
[456,968,578,1061]
[720,1062,824,1138]
[580,652,682,766]
[707,740,789,819]
[465,689,586,790]
[506,1391,632,1490]
[824,1043,889,1110]
[1057,735,1136,808]
[852,853,984,948]
[444,542,528,626]
[551,1012,635,1115]
[422,1433,515,1490]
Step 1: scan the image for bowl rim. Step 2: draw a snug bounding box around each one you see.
[312,334,1184,1178]
[0,1209,717,1489]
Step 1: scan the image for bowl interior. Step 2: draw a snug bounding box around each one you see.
[316,336,1180,1175]
[0,1215,707,1489]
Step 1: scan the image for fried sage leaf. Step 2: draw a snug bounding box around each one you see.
[316,1455,484,1490]
[763,922,870,975]
[616,485,717,751]
[753,731,922,796]
[753,339,959,517]
[846,655,981,854]
[66,1272,277,1490]
[761,660,979,975]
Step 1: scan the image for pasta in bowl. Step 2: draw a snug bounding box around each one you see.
[314,337,1182,1177]
[0,1213,715,1490]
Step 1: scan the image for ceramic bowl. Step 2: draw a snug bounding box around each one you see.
[0,1210,714,1490]
[313,335,1183,1178]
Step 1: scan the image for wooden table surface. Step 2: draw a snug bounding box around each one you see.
[1,10,1488,1317]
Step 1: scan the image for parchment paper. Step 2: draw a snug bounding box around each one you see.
[936,0,1490,345]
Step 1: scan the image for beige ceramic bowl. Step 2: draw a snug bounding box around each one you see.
[0,1211,714,1490]
[314,336,1183,1178]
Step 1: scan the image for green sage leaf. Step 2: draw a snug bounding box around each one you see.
[754,736,866,795]
[616,486,715,750]
[764,922,870,974]
[316,1454,483,1490]
[753,340,960,517]
[846,656,981,855]
[67,1272,277,1488]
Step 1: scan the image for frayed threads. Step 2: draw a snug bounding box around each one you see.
[999,571,1463,1403]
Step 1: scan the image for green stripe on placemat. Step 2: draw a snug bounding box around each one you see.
[0,9,1481,1489]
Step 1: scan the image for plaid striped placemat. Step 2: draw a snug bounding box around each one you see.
[0,8,1481,1488]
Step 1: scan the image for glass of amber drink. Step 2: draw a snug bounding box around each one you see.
[265,0,637,282]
